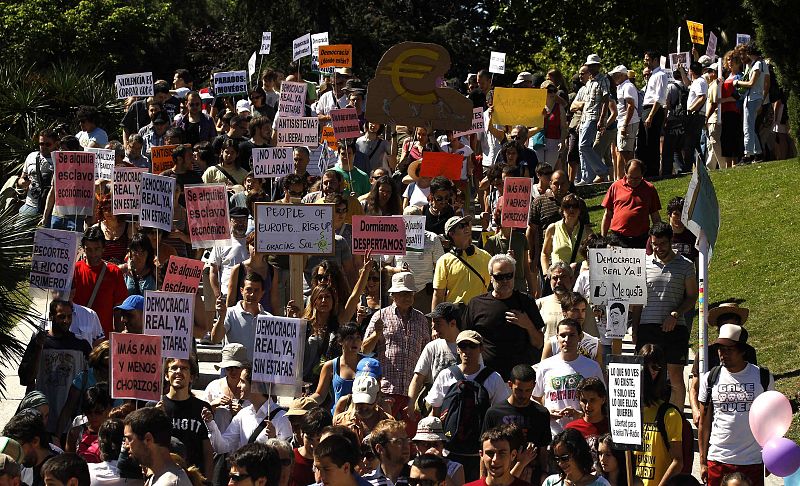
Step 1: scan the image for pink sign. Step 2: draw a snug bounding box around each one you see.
[351,216,406,255]
[184,184,231,249]
[110,332,162,401]
[53,151,95,215]
[161,256,204,293]
[501,177,532,228]
[330,107,362,139]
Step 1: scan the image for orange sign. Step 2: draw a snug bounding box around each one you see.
[150,144,178,174]
[419,152,462,181]
[318,45,352,68]
[321,125,338,151]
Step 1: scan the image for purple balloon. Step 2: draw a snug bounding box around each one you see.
[763,438,800,477]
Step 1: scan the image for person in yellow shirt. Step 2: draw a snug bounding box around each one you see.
[432,216,491,307]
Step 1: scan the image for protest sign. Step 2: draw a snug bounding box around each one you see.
[366,42,472,131]
[660,56,667,69]
[588,247,647,305]
[139,173,175,232]
[319,44,353,68]
[453,108,485,137]
[737,33,751,46]
[330,107,361,139]
[255,203,334,254]
[115,72,154,99]
[150,144,178,174]
[706,32,718,60]
[293,33,312,61]
[248,51,257,80]
[608,357,644,449]
[403,215,426,252]
[492,87,547,127]
[501,177,532,229]
[320,126,338,152]
[112,167,147,215]
[185,184,230,248]
[669,52,691,72]
[110,332,162,401]
[686,20,704,44]
[87,148,115,181]
[143,291,194,359]
[278,81,307,118]
[310,32,329,71]
[252,147,294,178]
[352,216,406,255]
[605,300,629,340]
[213,71,248,96]
[252,316,306,389]
[419,152,462,180]
[30,229,80,294]
[53,151,94,215]
[310,143,336,176]
[489,51,506,74]
[276,117,319,147]
[260,31,272,54]
[161,256,204,293]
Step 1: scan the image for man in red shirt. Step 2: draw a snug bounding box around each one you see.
[71,226,128,336]
[601,159,661,248]
[465,424,530,486]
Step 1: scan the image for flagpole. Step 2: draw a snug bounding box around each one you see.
[697,230,709,374]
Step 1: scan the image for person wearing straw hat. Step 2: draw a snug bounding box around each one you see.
[411,418,465,486]
[402,159,435,209]
[432,216,491,308]
[204,343,249,433]
[574,54,611,185]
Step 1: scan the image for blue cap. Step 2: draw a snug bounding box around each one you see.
[115,295,144,311]
[356,357,382,379]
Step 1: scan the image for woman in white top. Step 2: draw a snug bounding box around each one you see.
[543,428,611,486]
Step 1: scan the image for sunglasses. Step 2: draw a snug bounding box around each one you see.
[316,274,330,281]
[554,453,571,464]
[491,272,514,281]
[457,342,480,350]
[229,473,251,482]
[335,207,348,214]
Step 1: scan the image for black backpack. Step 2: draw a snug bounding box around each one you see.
[654,402,694,474]
[666,82,690,134]
[439,365,494,454]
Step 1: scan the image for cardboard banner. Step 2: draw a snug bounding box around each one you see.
[143,291,194,359]
[365,42,472,131]
[276,117,319,147]
[588,248,647,305]
[310,32,329,72]
[110,332,162,401]
[115,72,154,99]
[605,300,629,340]
[278,81,307,118]
[87,148,115,181]
[492,87,547,127]
[669,52,691,72]
[252,147,294,178]
[293,33,312,61]
[736,33,751,46]
[419,152,462,180]
[260,31,272,55]
[254,203,334,255]
[489,51,506,74]
[706,32,718,60]
[352,216,407,255]
[686,20,704,44]
[139,173,175,232]
[161,256,204,293]
[608,357,644,449]
[501,177,532,229]
[330,107,362,139]
[112,167,147,216]
[319,44,353,68]
[252,316,306,388]
[403,215,426,252]
[453,108,485,137]
[30,229,80,294]
[150,145,178,174]
[185,184,230,248]
[213,70,248,96]
[53,151,94,215]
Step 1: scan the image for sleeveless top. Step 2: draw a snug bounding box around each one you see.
[76,426,102,463]
[234,262,274,314]
[330,357,355,416]
[551,220,586,265]
[544,104,562,140]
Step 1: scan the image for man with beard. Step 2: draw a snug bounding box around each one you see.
[123,407,192,486]
[363,420,411,486]
[2,411,59,486]
[211,272,267,362]
[333,376,392,444]
[526,170,571,298]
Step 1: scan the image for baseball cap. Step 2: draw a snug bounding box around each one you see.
[352,375,379,404]
[512,72,533,86]
[0,437,23,464]
[115,295,144,312]
[236,99,252,114]
[229,206,249,219]
[152,111,169,125]
[356,357,382,379]
[456,330,483,345]
[444,215,471,235]
[715,324,748,347]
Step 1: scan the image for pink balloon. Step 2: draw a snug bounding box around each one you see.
[763,437,800,477]
[749,391,793,446]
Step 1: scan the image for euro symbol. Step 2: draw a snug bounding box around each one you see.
[378,48,439,104]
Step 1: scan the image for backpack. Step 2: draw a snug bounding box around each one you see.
[654,402,694,474]
[439,365,494,454]
[666,82,690,134]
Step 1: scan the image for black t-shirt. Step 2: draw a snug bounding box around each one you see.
[483,401,550,482]
[423,204,454,236]
[161,395,211,471]
[464,291,544,380]
[183,120,201,146]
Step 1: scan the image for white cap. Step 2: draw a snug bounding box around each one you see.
[585,54,601,65]
[236,99,252,114]
[352,375,379,404]
[609,65,628,76]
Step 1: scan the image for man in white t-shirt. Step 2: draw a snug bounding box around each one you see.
[609,65,640,171]
[208,207,250,303]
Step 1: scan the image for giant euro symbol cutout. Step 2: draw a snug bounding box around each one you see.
[366,42,472,131]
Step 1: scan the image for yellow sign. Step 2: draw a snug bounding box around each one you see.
[687,20,704,45]
[491,88,547,128]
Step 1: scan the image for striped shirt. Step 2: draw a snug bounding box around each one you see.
[639,254,695,326]
[363,465,410,486]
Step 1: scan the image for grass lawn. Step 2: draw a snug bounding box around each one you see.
[582,158,800,439]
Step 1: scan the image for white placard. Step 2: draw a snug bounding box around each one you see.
[276,117,319,147]
[454,108,485,137]
[706,32,718,60]
[254,203,334,255]
[605,300,629,340]
[30,229,80,294]
[669,52,691,72]
[115,72,154,99]
[213,71,248,96]
[489,51,506,74]
[736,33,751,46]
[310,32,329,71]
[252,315,306,387]
[248,51,257,80]
[112,167,147,216]
[86,148,115,181]
[139,173,175,232]
[143,291,194,359]
[278,81,307,118]
[588,248,647,305]
[608,362,643,446]
[293,33,312,61]
[252,147,294,178]
[403,215,426,252]
[260,32,272,55]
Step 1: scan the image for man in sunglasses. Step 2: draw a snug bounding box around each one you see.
[228,442,282,486]
[424,177,456,236]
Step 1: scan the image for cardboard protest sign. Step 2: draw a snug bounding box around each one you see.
[30,229,80,294]
[110,332,162,401]
[252,316,306,390]
[736,33,751,46]
[492,88,547,127]
[669,52,691,72]
[150,145,178,174]
[161,256,204,293]
[706,32,718,60]
[53,151,94,215]
[185,184,230,248]
[403,215,426,252]
[365,42,472,131]
[686,20,704,44]
[278,81,307,118]
[605,300,629,339]
[293,33,312,61]
[87,148,115,181]
[276,117,319,147]
[330,108,362,139]
[419,152,463,180]
[255,203,334,255]
[454,108,485,137]
[252,147,294,178]
[489,51,506,74]
[310,143,337,176]
[112,167,147,216]
[588,247,647,305]
[319,45,353,68]
[320,126,339,152]
[501,177,532,229]
[260,31,272,54]
[143,291,194,359]
[139,173,175,232]
[352,216,406,255]
[115,72,154,99]
[248,51,257,80]
[310,32,329,71]
[608,356,644,449]
[213,71,248,96]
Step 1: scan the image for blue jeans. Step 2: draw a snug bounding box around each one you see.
[50,215,86,231]
[18,203,39,216]
[743,98,762,155]
[579,120,608,182]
